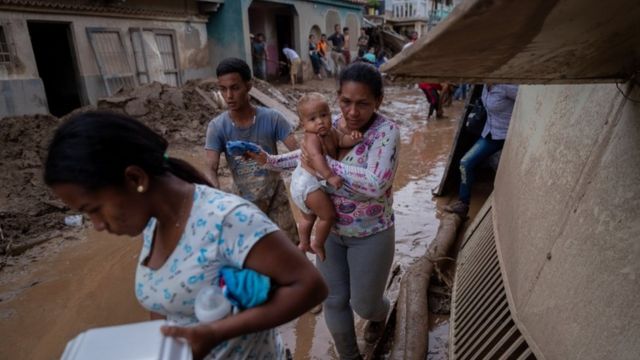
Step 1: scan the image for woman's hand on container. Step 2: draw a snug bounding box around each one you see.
[161,323,219,360]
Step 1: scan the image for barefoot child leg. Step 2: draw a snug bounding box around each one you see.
[303,189,336,261]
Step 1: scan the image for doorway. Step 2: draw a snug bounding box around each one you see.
[28,21,82,117]
[248,1,297,81]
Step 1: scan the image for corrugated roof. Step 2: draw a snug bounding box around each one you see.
[382,0,640,84]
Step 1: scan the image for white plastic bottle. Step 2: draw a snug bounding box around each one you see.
[194,286,232,323]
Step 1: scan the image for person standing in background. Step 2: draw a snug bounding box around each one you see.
[444,84,519,217]
[328,25,346,77]
[309,34,323,79]
[402,31,418,51]
[317,33,332,76]
[342,27,351,65]
[357,27,369,58]
[251,33,269,80]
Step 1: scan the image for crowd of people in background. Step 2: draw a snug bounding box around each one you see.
[251,25,395,86]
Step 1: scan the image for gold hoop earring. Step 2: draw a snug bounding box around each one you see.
[137,185,144,193]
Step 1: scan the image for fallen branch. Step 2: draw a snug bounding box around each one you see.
[386,213,462,359]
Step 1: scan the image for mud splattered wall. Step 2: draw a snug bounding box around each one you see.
[0,9,211,117]
[493,84,640,359]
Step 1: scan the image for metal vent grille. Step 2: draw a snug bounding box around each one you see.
[450,207,536,360]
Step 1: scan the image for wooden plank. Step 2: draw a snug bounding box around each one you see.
[249,87,298,128]
[195,87,219,110]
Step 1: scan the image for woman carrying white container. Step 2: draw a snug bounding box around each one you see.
[44,111,328,360]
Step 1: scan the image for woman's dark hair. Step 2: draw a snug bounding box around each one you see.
[216,57,252,81]
[44,111,211,190]
[339,62,384,99]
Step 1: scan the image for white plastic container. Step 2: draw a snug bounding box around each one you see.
[194,286,232,323]
[64,215,83,227]
[60,320,192,360]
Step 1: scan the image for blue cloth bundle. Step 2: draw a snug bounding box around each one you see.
[219,266,271,310]
[226,140,262,156]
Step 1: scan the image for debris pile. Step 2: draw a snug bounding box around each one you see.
[0,115,67,255]
[0,78,305,259]
[92,80,224,145]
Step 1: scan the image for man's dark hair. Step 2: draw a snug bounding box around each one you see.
[216,57,252,81]
[343,27,349,32]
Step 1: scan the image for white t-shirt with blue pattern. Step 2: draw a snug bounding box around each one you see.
[135,184,285,359]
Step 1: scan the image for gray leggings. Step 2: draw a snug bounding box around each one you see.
[316,227,395,360]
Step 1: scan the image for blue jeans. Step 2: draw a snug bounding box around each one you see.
[453,84,468,100]
[459,136,504,204]
[253,59,266,79]
[317,227,395,359]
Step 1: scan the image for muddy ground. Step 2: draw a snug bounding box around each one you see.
[0,78,483,359]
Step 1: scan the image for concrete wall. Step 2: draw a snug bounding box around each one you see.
[493,84,640,359]
[0,7,210,117]
[207,0,251,72]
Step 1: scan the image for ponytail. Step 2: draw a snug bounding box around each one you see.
[166,157,212,187]
[45,111,211,189]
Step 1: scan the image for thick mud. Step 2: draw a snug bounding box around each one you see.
[0,82,463,359]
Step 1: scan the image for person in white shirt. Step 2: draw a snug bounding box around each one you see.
[282,45,301,87]
[402,31,418,51]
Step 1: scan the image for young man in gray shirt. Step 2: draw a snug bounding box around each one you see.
[205,57,299,243]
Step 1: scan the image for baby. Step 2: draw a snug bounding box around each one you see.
[291,93,361,261]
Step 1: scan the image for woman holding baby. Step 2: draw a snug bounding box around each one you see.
[252,62,400,360]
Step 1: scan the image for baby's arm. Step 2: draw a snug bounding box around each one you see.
[336,128,363,149]
[306,135,343,188]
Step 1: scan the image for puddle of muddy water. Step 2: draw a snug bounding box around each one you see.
[427,315,450,360]
[0,85,464,360]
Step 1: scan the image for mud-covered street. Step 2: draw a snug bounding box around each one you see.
[0,80,463,359]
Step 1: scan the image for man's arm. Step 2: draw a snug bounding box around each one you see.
[205,150,221,188]
[282,133,299,151]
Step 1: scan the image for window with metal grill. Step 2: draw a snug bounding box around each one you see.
[87,28,137,96]
[130,28,181,87]
[0,26,12,64]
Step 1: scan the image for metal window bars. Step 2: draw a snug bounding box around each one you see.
[86,27,137,96]
[0,26,12,64]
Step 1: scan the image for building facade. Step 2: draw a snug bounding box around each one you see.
[386,0,454,37]
[207,0,364,81]
[0,0,216,117]
[0,0,363,117]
